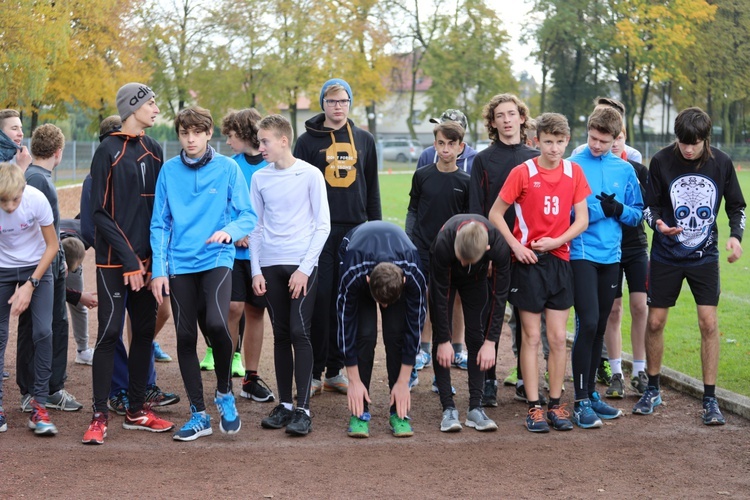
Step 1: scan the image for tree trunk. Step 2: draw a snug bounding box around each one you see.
[366,101,377,139]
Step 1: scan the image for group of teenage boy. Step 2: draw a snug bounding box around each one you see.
[0,75,744,441]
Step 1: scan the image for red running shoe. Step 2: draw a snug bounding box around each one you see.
[122,407,174,432]
[82,412,108,445]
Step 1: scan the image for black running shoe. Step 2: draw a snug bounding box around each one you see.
[285,409,312,436]
[482,380,498,407]
[261,404,294,429]
[145,384,180,407]
[515,383,547,406]
[240,375,275,402]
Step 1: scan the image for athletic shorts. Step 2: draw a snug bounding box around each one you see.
[231,259,267,309]
[508,253,573,313]
[647,259,720,308]
[616,247,648,298]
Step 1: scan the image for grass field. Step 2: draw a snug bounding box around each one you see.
[378,167,750,397]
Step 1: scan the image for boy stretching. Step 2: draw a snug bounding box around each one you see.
[429,215,510,432]
[251,115,330,436]
[151,106,255,441]
[338,221,427,438]
[0,163,58,435]
[490,113,590,432]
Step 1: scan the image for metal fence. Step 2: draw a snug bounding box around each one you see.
[44,139,750,184]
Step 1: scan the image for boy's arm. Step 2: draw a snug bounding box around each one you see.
[149,173,172,279]
[90,148,142,273]
[297,170,331,276]
[362,135,382,221]
[219,163,257,241]
[404,171,421,240]
[9,223,59,316]
[79,175,94,248]
[337,259,366,368]
[468,155,485,215]
[616,168,644,227]
[644,156,666,231]
[401,256,427,367]
[249,176,265,277]
[724,157,746,243]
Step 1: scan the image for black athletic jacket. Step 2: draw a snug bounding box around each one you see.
[294,114,381,225]
[336,221,427,367]
[90,131,163,275]
[429,214,510,344]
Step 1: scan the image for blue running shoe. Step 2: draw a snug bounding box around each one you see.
[525,407,550,433]
[590,391,623,419]
[702,397,726,426]
[632,387,662,415]
[573,400,603,429]
[414,349,431,371]
[173,408,212,441]
[214,391,241,434]
[153,342,172,362]
[408,368,419,391]
[453,351,468,370]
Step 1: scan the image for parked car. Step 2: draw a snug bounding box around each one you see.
[379,139,424,162]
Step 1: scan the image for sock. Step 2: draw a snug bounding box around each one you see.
[528,400,539,409]
[452,343,464,353]
[420,341,431,353]
[282,402,293,411]
[632,360,646,374]
[703,385,716,399]
[217,390,231,397]
[647,373,660,390]
[549,397,561,408]
[245,370,258,380]
[197,410,207,416]
[610,358,622,375]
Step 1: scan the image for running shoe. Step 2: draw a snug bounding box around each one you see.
[107,389,129,416]
[431,377,456,395]
[514,382,547,406]
[630,371,648,395]
[199,347,214,371]
[389,413,414,437]
[75,348,94,365]
[465,407,497,432]
[546,404,574,431]
[2,371,9,380]
[702,397,726,426]
[145,384,180,406]
[573,399,603,429]
[20,393,32,413]
[414,349,431,370]
[0,408,7,433]
[231,352,245,377]
[261,404,294,429]
[503,367,518,386]
[632,387,662,415]
[82,412,108,444]
[28,400,58,436]
[452,351,468,370]
[590,391,623,419]
[122,408,174,432]
[286,409,312,436]
[214,391,241,434]
[46,389,83,411]
[323,370,348,394]
[525,406,550,433]
[482,379,498,407]
[310,379,323,397]
[408,368,419,391]
[440,407,462,432]
[173,409,212,441]
[153,342,172,362]
[347,412,370,438]
[596,359,613,385]
[605,373,626,399]
[240,375,275,402]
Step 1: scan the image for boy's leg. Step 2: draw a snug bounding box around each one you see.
[125,287,158,411]
[67,265,89,352]
[49,256,70,395]
[585,264,620,396]
[459,281,488,410]
[381,297,409,413]
[242,303,264,372]
[15,310,34,397]
[0,273,22,407]
[92,268,129,413]
[571,260,600,401]
[288,267,318,410]
[29,270,54,406]
[354,289,378,411]
[170,273,206,411]
[519,311,542,404]
[198,268,233,394]
[545,309,570,401]
[263,266,294,405]
[432,287,456,410]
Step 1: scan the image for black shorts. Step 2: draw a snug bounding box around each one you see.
[231,259,267,309]
[509,253,574,313]
[647,259,720,308]
[616,247,648,298]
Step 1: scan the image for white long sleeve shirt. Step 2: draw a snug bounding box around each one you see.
[249,159,331,276]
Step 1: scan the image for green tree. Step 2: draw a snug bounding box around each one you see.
[420,0,516,144]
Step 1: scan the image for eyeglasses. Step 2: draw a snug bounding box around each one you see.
[324,99,351,108]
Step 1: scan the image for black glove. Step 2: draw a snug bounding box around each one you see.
[596,192,624,218]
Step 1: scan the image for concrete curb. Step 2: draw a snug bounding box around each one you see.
[566,335,750,421]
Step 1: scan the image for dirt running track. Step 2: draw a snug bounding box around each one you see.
[0,186,748,499]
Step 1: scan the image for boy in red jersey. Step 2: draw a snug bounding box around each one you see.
[489,113,590,432]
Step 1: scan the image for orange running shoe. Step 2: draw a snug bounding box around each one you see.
[82,412,108,445]
[122,407,174,432]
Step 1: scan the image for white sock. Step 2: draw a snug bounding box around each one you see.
[282,402,293,411]
[633,360,646,374]
[610,358,622,375]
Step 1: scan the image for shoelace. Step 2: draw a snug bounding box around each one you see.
[33,405,52,423]
[182,415,205,431]
[704,398,720,413]
[528,407,546,423]
[89,418,106,432]
[549,404,570,419]
[216,394,237,420]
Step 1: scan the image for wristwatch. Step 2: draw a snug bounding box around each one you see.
[27,276,40,288]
